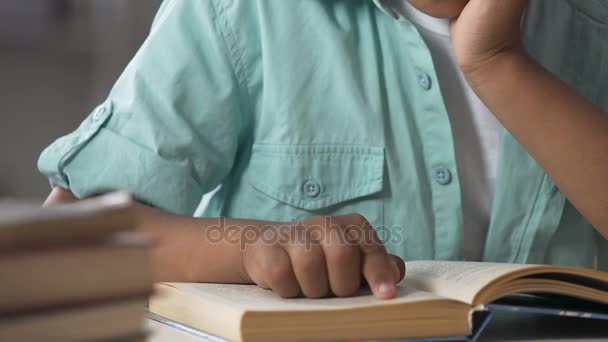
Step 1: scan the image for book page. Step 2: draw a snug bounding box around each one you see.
[162,282,451,312]
[404,261,533,304]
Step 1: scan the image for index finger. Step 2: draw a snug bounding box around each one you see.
[338,215,402,299]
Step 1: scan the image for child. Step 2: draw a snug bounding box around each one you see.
[40,0,608,299]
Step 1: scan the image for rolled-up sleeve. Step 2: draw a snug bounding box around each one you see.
[38,0,244,215]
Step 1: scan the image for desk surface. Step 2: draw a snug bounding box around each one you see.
[147,311,608,342]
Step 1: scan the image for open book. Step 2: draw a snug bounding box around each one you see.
[149,261,608,342]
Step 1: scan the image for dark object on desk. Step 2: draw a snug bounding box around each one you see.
[0,192,153,342]
[480,310,608,341]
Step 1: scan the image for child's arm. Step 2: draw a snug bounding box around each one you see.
[467,53,608,238]
[452,0,608,238]
[45,187,404,299]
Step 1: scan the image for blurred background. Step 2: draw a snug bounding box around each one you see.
[0,0,162,199]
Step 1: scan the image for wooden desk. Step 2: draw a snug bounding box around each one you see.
[147,311,608,342]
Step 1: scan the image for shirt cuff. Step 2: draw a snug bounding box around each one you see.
[38,102,203,215]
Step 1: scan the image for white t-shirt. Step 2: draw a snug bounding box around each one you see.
[393,1,505,261]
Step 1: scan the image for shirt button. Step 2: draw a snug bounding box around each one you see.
[92,105,107,122]
[432,166,453,186]
[415,68,432,90]
[302,180,322,198]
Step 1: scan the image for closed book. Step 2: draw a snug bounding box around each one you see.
[0,234,154,314]
[0,297,148,342]
[0,191,135,251]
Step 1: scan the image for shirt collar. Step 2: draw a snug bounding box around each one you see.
[372,0,402,20]
[373,0,416,22]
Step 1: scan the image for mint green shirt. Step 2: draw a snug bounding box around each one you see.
[39,0,608,269]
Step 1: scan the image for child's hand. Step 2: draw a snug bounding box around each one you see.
[450,0,528,79]
[241,214,406,299]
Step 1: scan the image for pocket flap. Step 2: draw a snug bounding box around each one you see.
[248,144,385,211]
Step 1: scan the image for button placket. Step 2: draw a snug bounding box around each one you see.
[404,33,462,259]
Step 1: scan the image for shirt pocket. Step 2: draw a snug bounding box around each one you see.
[236,144,385,229]
[563,0,608,109]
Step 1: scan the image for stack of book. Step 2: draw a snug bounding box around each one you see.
[0,192,154,341]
